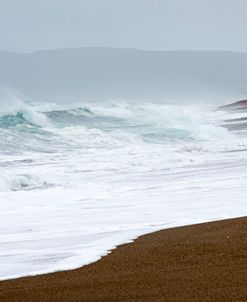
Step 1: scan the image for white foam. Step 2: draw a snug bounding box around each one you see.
[1,100,247,280]
[1,154,247,280]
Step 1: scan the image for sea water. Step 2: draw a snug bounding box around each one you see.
[0,98,247,280]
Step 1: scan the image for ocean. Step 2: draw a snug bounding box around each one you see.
[1,99,247,280]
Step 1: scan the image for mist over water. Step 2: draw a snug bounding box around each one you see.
[1,48,247,103]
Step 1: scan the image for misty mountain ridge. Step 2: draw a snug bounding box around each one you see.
[0,47,247,104]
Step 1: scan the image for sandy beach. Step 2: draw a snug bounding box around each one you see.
[0,217,247,302]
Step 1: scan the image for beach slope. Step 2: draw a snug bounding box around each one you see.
[0,217,247,302]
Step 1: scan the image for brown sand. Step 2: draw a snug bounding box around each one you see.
[1,217,247,302]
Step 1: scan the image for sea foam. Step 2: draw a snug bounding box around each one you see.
[1,97,247,280]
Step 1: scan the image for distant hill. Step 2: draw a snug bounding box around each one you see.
[0,48,247,103]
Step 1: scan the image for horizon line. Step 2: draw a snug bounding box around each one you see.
[0,46,247,55]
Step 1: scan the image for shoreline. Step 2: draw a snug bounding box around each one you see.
[1,217,247,301]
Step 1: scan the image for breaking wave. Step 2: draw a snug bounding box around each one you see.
[0,97,246,191]
[0,99,232,139]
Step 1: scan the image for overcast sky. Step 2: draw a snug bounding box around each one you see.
[0,0,247,53]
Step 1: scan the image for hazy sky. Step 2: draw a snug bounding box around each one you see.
[0,0,247,53]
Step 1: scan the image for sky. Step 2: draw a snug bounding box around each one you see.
[0,0,247,53]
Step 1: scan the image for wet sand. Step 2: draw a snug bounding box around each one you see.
[1,217,247,302]
[220,99,247,131]
[219,99,247,110]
